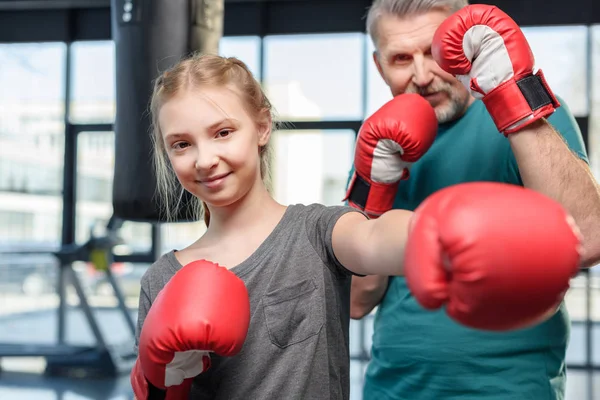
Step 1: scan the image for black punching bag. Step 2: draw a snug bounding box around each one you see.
[110,0,196,222]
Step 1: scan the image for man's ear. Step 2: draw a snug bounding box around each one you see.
[373,50,389,85]
[257,111,272,146]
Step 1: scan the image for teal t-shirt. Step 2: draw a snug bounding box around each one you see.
[361,98,588,400]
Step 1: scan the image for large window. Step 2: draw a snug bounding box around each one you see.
[263,33,365,121]
[220,35,262,80]
[70,40,116,124]
[0,43,66,324]
[271,129,356,206]
[71,41,153,254]
[0,42,66,248]
[75,130,115,243]
[70,41,118,243]
[521,25,589,117]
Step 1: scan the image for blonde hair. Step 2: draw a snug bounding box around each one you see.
[149,53,275,226]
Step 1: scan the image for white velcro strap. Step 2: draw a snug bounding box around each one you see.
[165,350,210,386]
[371,139,410,183]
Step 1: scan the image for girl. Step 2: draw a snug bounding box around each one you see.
[131,53,581,400]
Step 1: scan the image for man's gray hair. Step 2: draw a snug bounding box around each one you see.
[366,0,469,47]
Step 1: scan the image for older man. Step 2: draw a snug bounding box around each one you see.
[347,0,600,399]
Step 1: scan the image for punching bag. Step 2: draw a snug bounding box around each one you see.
[190,0,224,55]
[110,0,194,222]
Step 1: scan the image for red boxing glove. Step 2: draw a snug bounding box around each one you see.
[404,182,582,331]
[131,358,149,399]
[432,4,560,134]
[135,260,250,399]
[131,357,193,400]
[344,93,437,218]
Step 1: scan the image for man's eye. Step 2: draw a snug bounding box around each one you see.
[394,54,412,63]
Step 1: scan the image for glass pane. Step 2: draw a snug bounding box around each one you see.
[565,274,587,365]
[75,130,153,253]
[0,42,66,249]
[565,274,591,322]
[366,38,394,119]
[565,269,600,368]
[593,267,600,324]
[72,130,148,312]
[263,33,365,121]
[565,370,600,400]
[0,252,58,315]
[69,41,116,124]
[521,25,588,117]
[220,36,262,81]
[75,131,115,243]
[0,43,65,356]
[271,129,356,206]
[350,360,368,400]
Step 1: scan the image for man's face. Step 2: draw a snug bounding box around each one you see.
[373,10,472,123]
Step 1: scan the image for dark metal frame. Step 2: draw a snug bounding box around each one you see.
[1,0,600,44]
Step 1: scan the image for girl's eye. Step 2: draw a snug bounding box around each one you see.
[217,129,232,138]
[172,141,190,150]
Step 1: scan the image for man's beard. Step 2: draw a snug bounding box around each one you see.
[405,80,470,124]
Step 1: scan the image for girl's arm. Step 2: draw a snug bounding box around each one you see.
[332,210,413,276]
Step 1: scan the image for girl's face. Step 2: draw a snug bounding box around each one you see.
[159,85,270,208]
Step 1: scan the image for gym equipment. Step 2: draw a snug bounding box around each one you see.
[191,0,225,55]
[111,0,197,223]
[0,215,157,378]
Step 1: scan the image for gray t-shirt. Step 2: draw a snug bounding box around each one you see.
[135,203,362,399]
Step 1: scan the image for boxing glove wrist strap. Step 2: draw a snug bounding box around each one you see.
[148,381,167,400]
[345,173,400,218]
[482,69,560,135]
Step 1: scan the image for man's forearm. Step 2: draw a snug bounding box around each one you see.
[350,275,389,319]
[508,119,600,267]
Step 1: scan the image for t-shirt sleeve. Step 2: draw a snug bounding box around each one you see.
[304,204,367,277]
[134,274,152,355]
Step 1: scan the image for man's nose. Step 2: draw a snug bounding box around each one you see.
[412,54,435,88]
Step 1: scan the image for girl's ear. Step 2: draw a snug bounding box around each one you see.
[257,110,272,147]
